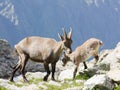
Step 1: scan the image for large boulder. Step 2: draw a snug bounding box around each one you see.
[83,74,114,90]
[0,39,17,78]
[99,42,120,70]
[99,42,120,84]
[107,69,120,84]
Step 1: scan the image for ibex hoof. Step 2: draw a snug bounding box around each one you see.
[23,79,29,83]
[9,79,14,82]
[52,78,56,81]
[84,67,88,70]
[43,77,48,81]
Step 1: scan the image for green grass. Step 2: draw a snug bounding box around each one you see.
[44,84,61,90]
[6,74,85,90]
[7,78,83,90]
[8,81,28,87]
[44,80,83,90]
[75,73,90,80]
[114,85,120,90]
[0,86,7,90]
[29,77,43,84]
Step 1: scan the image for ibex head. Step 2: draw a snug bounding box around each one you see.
[62,52,71,66]
[58,27,73,54]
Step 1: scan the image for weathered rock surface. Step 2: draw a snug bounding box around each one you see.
[83,74,114,90]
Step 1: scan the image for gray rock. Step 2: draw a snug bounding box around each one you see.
[0,39,45,78]
[107,69,120,84]
[83,74,114,90]
[58,68,74,81]
[0,39,18,78]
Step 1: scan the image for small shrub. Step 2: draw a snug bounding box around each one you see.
[99,63,110,71]
[75,73,90,80]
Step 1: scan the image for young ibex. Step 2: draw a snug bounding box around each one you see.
[10,28,72,82]
[62,38,103,79]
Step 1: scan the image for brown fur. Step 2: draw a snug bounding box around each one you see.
[10,29,72,82]
[62,38,103,79]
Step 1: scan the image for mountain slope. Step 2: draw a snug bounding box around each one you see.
[0,0,120,50]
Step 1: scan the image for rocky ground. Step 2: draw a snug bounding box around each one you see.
[1,39,120,90]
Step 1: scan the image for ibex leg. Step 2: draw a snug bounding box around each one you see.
[20,54,28,82]
[43,62,50,81]
[73,64,79,80]
[83,61,88,69]
[9,64,21,82]
[51,62,56,81]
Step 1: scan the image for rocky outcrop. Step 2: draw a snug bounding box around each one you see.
[98,42,120,84]
[0,39,45,78]
[82,42,120,89]
[0,39,16,78]
[1,39,120,90]
[57,42,120,89]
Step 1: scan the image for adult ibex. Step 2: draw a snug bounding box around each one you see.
[10,28,72,82]
[62,38,103,79]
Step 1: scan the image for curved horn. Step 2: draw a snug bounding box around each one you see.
[68,27,72,39]
[58,33,64,41]
[62,27,67,39]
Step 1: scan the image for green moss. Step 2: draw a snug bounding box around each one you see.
[0,86,7,90]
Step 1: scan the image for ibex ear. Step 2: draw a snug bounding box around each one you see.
[67,27,72,39]
[58,33,64,41]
